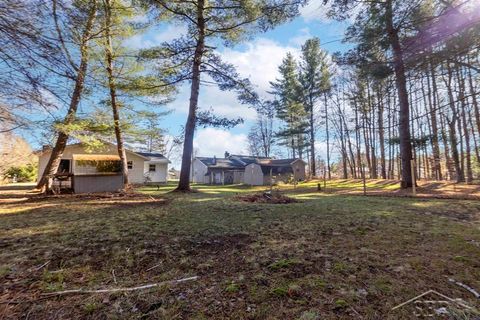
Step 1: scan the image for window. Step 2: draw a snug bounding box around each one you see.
[57,159,71,173]
[127,161,133,169]
[149,164,156,172]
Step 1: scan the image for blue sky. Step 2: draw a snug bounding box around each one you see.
[23,1,351,168]
[125,1,352,167]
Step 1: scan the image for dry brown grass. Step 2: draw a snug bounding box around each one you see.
[1,182,480,319]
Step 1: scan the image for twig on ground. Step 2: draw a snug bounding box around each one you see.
[111,269,117,284]
[34,260,50,271]
[350,306,363,318]
[42,276,199,296]
[448,278,480,298]
[392,290,473,311]
[146,263,162,272]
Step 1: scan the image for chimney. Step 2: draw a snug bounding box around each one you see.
[213,155,217,165]
[224,151,230,158]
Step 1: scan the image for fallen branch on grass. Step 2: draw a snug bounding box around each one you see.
[448,278,480,298]
[42,276,199,296]
[33,260,50,271]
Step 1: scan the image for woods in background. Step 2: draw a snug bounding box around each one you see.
[1,0,480,191]
[256,0,480,185]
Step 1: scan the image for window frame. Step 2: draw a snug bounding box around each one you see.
[149,164,156,172]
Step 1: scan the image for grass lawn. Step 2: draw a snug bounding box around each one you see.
[1,182,480,319]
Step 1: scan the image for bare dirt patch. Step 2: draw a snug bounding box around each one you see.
[235,192,299,204]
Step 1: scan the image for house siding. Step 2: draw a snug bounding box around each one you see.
[191,159,208,183]
[74,174,124,193]
[37,144,163,184]
[244,163,264,185]
[144,162,168,183]
[292,160,306,181]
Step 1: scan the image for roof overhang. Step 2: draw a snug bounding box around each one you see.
[145,159,170,164]
[72,154,121,161]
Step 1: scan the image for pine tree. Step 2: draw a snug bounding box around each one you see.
[143,0,303,191]
[270,53,308,159]
[298,37,331,176]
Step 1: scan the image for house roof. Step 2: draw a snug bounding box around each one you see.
[196,157,245,169]
[256,159,301,166]
[196,155,304,170]
[136,152,170,163]
[38,141,170,163]
[72,154,121,161]
[229,154,271,165]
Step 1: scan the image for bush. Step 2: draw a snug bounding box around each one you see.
[4,164,38,182]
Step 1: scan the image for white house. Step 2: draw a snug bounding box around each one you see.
[37,142,170,185]
[191,152,306,185]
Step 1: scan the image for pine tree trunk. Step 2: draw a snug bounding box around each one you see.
[354,98,362,178]
[176,0,205,191]
[457,66,473,183]
[427,64,442,180]
[104,0,129,188]
[309,95,316,177]
[467,66,480,164]
[445,64,465,183]
[385,0,413,188]
[439,113,454,180]
[36,1,97,192]
[324,93,331,179]
[377,88,387,179]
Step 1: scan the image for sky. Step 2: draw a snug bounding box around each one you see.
[125,1,352,168]
[24,1,351,169]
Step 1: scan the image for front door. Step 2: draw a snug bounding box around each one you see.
[214,172,222,184]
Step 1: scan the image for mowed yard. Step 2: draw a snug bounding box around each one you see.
[1,182,480,319]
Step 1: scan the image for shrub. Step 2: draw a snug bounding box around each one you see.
[4,164,37,182]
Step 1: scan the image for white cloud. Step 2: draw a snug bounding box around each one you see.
[289,27,312,46]
[123,24,187,49]
[169,84,258,121]
[299,0,331,22]
[220,38,300,96]
[199,86,257,120]
[193,128,248,157]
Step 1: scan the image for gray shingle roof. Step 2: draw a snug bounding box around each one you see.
[196,157,245,169]
[136,152,168,161]
[196,155,303,170]
[229,154,271,165]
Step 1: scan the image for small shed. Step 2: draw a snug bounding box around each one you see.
[70,154,124,193]
[244,159,306,186]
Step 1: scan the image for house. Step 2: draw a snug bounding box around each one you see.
[244,158,306,185]
[191,156,245,184]
[37,142,170,188]
[191,152,306,185]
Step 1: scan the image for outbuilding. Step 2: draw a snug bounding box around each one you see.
[244,159,306,186]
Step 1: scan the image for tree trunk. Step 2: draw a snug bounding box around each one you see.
[176,0,205,191]
[324,93,331,179]
[456,65,473,183]
[103,0,128,188]
[36,1,97,191]
[377,87,387,179]
[385,0,413,188]
[427,64,442,180]
[309,95,316,177]
[439,113,454,180]
[354,98,362,178]
[445,63,465,183]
